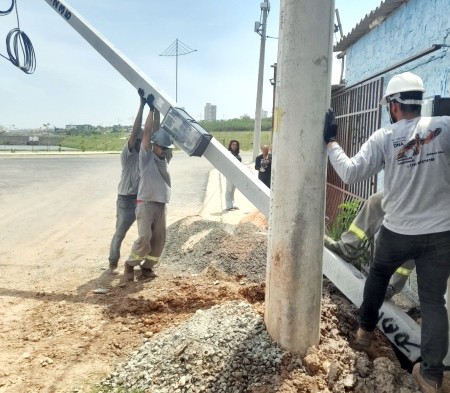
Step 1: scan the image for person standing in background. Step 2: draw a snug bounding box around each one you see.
[108,88,145,274]
[255,144,272,188]
[225,140,241,211]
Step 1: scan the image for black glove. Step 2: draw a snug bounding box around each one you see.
[146,94,156,112]
[138,88,146,106]
[324,108,338,144]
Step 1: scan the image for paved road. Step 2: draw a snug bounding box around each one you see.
[0,152,214,276]
[0,150,258,285]
[0,152,214,224]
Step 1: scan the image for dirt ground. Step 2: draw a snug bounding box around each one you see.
[0,205,436,393]
[0,153,448,393]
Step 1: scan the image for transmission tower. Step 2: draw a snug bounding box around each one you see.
[160,39,197,102]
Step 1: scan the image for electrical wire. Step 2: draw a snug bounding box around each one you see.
[6,28,36,74]
[0,0,15,16]
[0,0,36,74]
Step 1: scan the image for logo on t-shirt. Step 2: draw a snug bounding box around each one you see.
[396,128,441,160]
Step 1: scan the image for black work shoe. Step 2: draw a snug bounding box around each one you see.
[124,263,135,282]
[353,328,375,351]
[324,236,360,263]
[384,284,396,300]
[138,267,157,281]
[412,363,442,393]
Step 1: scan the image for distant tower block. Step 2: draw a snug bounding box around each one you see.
[204,103,217,121]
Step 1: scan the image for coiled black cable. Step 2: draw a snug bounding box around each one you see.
[0,0,15,16]
[6,28,36,74]
[0,0,36,74]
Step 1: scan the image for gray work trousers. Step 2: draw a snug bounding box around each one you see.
[342,191,416,293]
[109,194,137,265]
[126,201,166,269]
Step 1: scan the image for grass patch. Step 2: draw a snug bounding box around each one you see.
[59,131,273,152]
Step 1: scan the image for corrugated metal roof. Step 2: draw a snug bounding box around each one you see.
[334,0,407,52]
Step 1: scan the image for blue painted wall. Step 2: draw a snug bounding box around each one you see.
[344,0,450,114]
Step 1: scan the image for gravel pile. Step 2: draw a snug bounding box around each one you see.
[98,302,290,393]
[98,217,281,392]
[161,217,269,282]
[95,216,424,393]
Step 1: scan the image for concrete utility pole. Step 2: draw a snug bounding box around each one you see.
[265,0,335,354]
[252,1,270,161]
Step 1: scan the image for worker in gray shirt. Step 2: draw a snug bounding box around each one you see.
[108,88,145,274]
[124,93,174,281]
[325,72,450,392]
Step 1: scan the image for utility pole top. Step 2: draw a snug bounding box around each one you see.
[252,0,270,161]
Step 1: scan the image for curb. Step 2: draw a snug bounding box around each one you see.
[200,163,260,226]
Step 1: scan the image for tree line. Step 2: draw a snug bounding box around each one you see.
[198,117,272,132]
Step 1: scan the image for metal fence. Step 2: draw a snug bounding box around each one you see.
[326,77,384,226]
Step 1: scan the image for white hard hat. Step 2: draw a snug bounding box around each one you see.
[380,72,425,105]
[151,128,174,149]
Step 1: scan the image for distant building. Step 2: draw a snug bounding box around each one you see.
[261,110,268,119]
[27,136,40,145]
[204,103,217,121]
[65,124,93,131]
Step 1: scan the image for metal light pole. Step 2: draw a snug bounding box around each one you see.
[252,1,270,161]
[269,62,277,143]
[43,123,50,151]
[265,0,335,354]
[160,39,197,102]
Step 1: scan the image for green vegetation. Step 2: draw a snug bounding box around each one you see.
[61,134,127,152]
[198,116,272,132]
[326,199,361,241]
[209,131,272,150]
[326,198,372,268]
[57,117,273,152]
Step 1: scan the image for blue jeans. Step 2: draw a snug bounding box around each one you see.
[108,195,137,266]
[360,226,450,385]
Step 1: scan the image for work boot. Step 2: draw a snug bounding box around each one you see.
[353,328,375,351]
[124,263,135,282]
[138,267,157,281]
[412,363,443,393]
[384,284,396,300]
[108,261,119,275]
[324,235,360,263]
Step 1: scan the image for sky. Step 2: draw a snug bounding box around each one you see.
[0,0,382,130]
